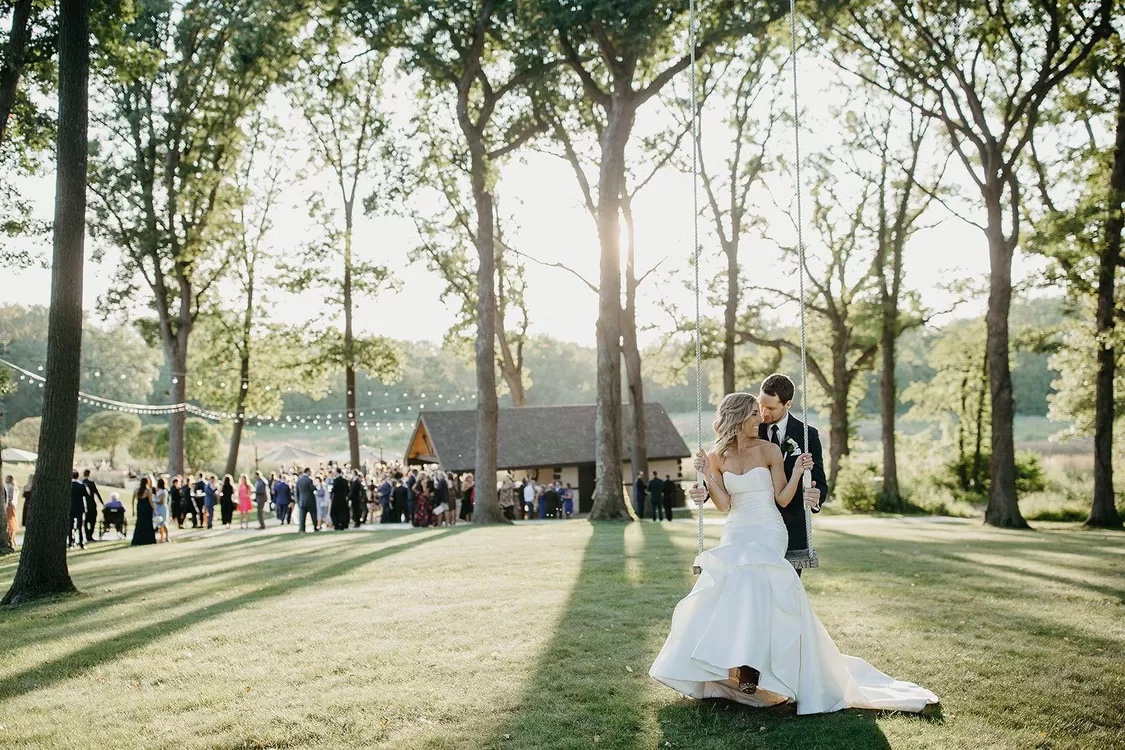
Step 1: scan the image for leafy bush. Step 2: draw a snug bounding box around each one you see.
[932,450,1046,500]
[3,416,41,451]
[836,458,881,512]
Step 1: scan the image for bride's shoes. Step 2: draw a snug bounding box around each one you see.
[736,665,760,695]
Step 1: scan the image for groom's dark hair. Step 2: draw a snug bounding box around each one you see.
[761,373,795,405]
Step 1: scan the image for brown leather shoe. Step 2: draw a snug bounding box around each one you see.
[737,665,760,695]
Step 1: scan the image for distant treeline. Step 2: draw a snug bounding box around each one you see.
[0,298,1063,432]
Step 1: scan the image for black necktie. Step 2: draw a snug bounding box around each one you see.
[771,424,780,447]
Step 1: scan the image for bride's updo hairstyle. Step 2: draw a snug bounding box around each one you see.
[712,392,758,457]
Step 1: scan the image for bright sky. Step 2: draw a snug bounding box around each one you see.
[6,55,1050,351]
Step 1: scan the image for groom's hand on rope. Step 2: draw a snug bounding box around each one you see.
[803,481,820,512]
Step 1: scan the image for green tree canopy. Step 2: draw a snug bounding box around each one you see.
[76,411,141,468]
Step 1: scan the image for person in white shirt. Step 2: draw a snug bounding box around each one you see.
[523,481,536,519]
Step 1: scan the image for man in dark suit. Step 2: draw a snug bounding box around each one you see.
[69,471,88,549]
[378,475,393,523]
[330,468,350,530]
[390,477,409,524]
[82,469,103,542]
[295,468,318,533]
[192,472,207,525]
[349,470,365,528]
[633,474,647,519]
[757,373,828,577]
[647,471,665,521]
[662,474,676,521]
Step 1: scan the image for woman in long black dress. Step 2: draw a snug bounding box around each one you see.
[131,476,157,546]
[169,475,183,528]
[220,475,235,529]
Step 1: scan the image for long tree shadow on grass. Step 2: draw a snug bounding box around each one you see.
[0,528,397,641]
[817,526,1125,602]
[0,527,467,700]
[0,535,374,648]
[483,521,657,749]
[484,521,894,750]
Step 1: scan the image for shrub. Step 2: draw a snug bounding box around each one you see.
[4,416,41,451]
[932,450,1046,500]
[836,458,881,512]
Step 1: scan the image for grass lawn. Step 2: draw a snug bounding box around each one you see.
[0,517,1122,749]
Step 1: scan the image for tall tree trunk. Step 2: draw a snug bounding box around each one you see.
[622,194,647,484]
[972,352,988,493]
[878,312,900,508]
[826,335,850,488]
[589,99,633,521]
[343,202,360,472]
[982,185,1027,528]
[0,0,32,149]
[166,272,193,476]
[224,352,249,477]
[167,340,187,475]
[3,0,88,605]
[225,261,255,476]
[877,211,905,510]
[1088,62,1125,530]
[956,369,970,490]
[470,156,505,524]
[828,391,848,490]
[722,242,738,396]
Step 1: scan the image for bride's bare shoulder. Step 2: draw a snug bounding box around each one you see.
[757,441,784,461]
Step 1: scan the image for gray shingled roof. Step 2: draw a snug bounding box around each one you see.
[407,403,690,473]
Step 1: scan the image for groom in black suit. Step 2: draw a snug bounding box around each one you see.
[757,373,828,577]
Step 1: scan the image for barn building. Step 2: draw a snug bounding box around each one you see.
[404,404,691,513]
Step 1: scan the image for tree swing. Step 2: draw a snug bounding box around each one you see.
[689,0,818,574]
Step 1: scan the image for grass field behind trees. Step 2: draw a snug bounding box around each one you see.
[0,518,1120,750]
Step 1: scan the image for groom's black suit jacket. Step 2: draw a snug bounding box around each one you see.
[759,416,828,553]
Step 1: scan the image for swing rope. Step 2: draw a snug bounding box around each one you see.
[691,0,818,573]
[785,0,818,571]
[690,0,706,575]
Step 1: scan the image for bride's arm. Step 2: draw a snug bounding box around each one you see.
[704,452,733,512]
[770,445,813,507]
[692,449,732,512]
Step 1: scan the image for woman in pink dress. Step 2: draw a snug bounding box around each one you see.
[237,475,253,529]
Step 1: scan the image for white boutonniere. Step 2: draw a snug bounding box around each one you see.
[784,437,801,459]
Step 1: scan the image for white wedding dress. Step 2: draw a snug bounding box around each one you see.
[649,467,939,715]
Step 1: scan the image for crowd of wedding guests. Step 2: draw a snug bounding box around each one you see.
[3,458,643,553]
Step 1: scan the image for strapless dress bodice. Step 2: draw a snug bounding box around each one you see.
[723,467,781,524]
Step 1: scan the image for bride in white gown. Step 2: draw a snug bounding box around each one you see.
[649,392,939,715]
